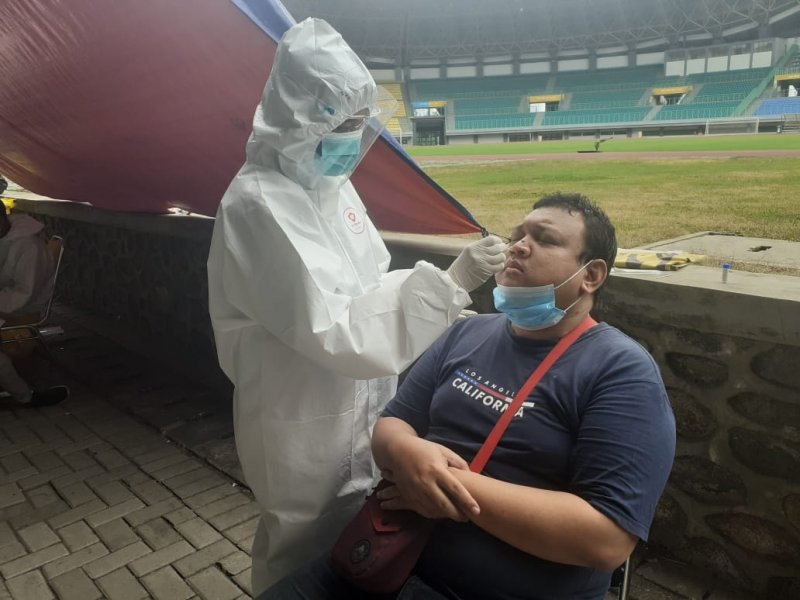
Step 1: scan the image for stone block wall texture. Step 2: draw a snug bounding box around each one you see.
[591,311,800,598]
[21,207,800,598]
[29,212,217,368]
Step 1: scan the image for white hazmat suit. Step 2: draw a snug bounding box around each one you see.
[207,18,503,593]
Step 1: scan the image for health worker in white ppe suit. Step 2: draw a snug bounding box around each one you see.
[207,18,505,594]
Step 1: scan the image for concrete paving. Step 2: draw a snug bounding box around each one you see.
[640,231,800,271]
[1,304,757,599]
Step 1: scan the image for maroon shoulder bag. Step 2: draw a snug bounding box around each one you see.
[330,316,597,594]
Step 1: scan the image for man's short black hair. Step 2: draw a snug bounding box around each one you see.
[533,192,617,283]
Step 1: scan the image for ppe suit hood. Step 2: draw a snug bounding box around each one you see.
[3,214,44,242]
[247,18,378,190]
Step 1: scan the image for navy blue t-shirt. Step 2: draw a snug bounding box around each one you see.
[383,314,675,600]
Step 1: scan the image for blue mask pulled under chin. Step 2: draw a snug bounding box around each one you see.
[314,130,362,176]
[493,263,590,331]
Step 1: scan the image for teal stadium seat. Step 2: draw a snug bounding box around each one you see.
[542,107,651,126]
[412,65,772,130]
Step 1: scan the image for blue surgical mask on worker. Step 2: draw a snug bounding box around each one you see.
[314,130,363,176]
[493,262,591,331]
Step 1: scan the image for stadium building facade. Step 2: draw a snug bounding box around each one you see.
[284,0,800,144]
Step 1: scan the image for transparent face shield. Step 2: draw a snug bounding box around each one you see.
[314,86,397,184]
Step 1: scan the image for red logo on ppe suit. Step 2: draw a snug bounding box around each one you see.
[343,207,366,234]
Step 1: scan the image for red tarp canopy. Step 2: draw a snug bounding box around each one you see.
[0,0,481,234]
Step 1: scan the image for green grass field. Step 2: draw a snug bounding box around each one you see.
[407,134,800,157]
[414,137,800,259]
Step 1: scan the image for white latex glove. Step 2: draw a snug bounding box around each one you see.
[456,309,478,321]
[446,235,506,292]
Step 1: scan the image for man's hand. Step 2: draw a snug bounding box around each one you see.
[377,435,479,522]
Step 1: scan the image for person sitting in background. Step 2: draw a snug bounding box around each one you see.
[0,205,68,407]
[260,193,676,600]
[0,196,54,321]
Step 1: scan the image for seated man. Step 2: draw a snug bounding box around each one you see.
[260,193,676,600]
[0,205,68,407]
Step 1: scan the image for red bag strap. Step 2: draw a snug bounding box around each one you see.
[469,315,597,473]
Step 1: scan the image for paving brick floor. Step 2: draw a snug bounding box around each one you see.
[1,303,757,600]
[0,384,256,600]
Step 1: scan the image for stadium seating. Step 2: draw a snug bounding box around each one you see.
[454,97,525,116]
[409,64,777,130]
[554,65,662,90]
[650,67,771,120]
[381,82,410,136]
[569,90,645,110]
[543,107,651,126]
[455,114,537,130]
[654,102,741,121]
[754,97,800,116]
[412,75,548,100]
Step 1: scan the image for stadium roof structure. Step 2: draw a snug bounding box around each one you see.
[281,0,800,65]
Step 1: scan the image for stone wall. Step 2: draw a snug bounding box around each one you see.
[18,200,800,597]
[18,201,217,370]
[592,311,800,597]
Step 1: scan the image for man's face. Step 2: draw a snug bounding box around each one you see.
[495,206,587,303]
